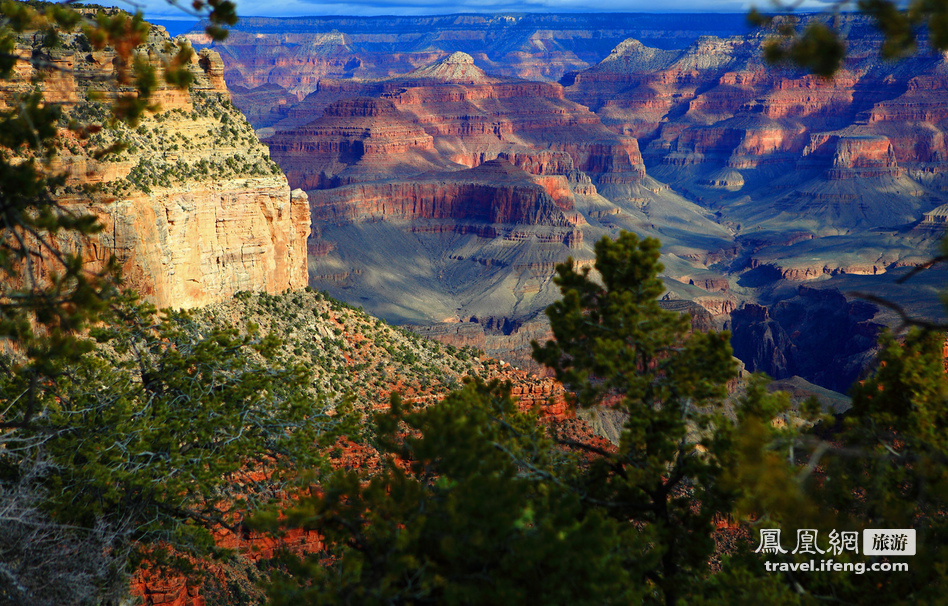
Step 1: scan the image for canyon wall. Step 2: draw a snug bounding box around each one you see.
[260,51,732,327]
[264,53,646,193]
[6,16,309,309]
[230,15,948,340]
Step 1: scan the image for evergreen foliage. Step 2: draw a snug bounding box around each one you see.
[532,232,738,606]
[263,380,635,606]
[750,0,948,77]
[5,295,350,558]
[268,231,948,606]
[0,2,330,603]
[266,233,747,606]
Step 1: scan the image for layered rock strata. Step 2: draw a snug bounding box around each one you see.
[265,52,646,195]
[268,52,733,326]
[6,16,308,309]
[565,16,948,282]
[185,13,751,128]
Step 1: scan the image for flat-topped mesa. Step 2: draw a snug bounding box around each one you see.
[801,133,901,179]
[495,150,576,176]
[828,135,901,179]
[920,203,948,228]
[267,97,441,189]
[3,18,309,310]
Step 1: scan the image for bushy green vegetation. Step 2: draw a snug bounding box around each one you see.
[261,234,948,606]
[1,293,355,570]
[210,288,499,408]
[264,379,636,606]
[50,70,281,198]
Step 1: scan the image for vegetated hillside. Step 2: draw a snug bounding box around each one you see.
[2,14,309,309]
[129,288,590,606]
[199,288,568,415]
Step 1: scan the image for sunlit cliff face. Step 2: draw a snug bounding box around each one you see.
[4,24,310,309]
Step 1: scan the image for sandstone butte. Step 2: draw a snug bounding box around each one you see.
[2,15,308,309]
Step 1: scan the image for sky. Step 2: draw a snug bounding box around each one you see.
[107,0,834,21]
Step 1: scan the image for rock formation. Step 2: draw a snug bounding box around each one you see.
[565,16,948,281]
[185,13,751,129]
[261,52,733,327]
[729,287,882,392]
[265,52,646,193]
[5,15,309,309]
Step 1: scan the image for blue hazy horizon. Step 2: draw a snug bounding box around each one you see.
[108,0,831,21]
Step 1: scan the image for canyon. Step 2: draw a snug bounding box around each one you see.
[1,15,602,606]
[6,11,940,606]
[187,13,948,391]
[264,50,736,328]
[567,17,948,283]
[10,12,939,395]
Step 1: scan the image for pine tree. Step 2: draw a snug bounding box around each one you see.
[532,232,738,606]
[269,232,745,606]
[0,3,351,603]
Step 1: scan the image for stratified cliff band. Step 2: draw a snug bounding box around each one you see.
[2,13,309,309]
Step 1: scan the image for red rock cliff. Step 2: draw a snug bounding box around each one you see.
[4,18,309,309]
